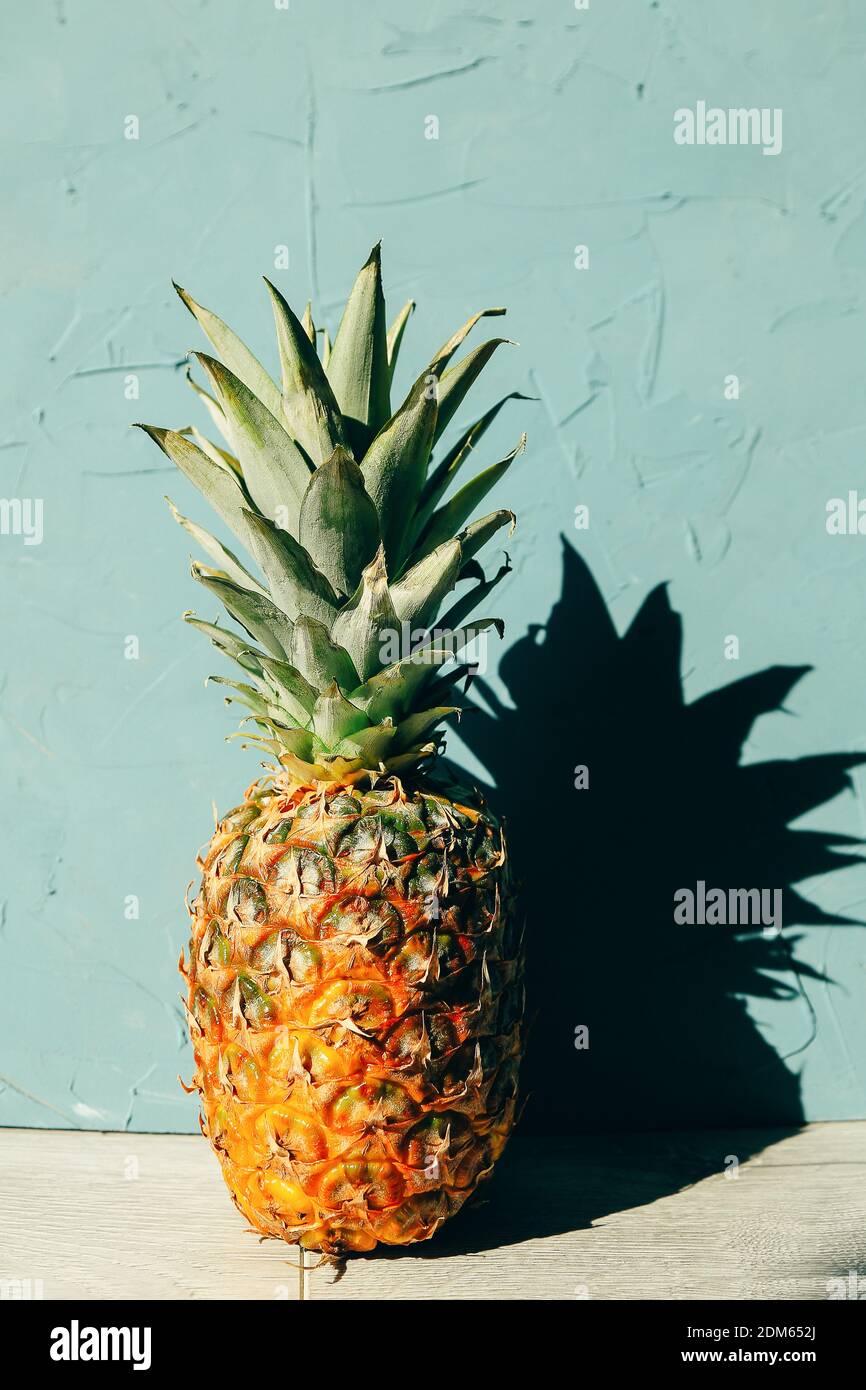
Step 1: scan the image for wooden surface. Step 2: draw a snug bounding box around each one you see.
[1,1123,863,1300]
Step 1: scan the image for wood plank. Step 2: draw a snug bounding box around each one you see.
[0,1124,863,1300]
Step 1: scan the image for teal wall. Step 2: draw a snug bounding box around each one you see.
[2,0,865,1133]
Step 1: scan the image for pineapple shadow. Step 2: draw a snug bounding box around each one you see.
[385,536,866,1258]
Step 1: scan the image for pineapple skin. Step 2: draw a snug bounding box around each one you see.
[183,772,523,1253]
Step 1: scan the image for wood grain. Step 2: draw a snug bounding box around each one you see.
[0,1124,863,1300]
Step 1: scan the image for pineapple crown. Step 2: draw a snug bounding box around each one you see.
[136,244,527,783]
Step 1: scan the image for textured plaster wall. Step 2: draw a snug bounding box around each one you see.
[2,0,866,1132]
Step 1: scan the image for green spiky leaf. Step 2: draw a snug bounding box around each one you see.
[193,353,311,530]
[321,328,332,370]
[182,424,242,479]
[312,681,368,746]
[273,727,315,761]
[411,435,526,562]
[207,677,273,719]
[290,614,359,692]
[174,283,282,419]
[136,426,252,549]
[326,244,391,453]
[191,564,294,660]
[264,277,349,465]
[416,392,530,534]
[330,545,398,684]
[257,654,318,721]
[167,498,266,596]
[439,556,512,634]
[333,720,397,764]
[184,368,231,444]
[361,370,439,568]
[390,539,461,630]
[298,446,380,597]
[393,706,459,753]
[430,307,506,372]
[351,618,501,722]
[242,509,339,626]
[457,509,515,565]
[434,339,513,443]
[184,614,265,675]
[386,300,415,385]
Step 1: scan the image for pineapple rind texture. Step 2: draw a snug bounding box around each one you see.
[184,774,522,1253]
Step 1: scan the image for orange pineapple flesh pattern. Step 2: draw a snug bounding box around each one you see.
[182,773,523,1253]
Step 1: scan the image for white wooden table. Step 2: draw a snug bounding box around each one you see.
[1,1124,863,1300]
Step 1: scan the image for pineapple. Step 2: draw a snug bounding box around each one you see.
[137,245,527,1252]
